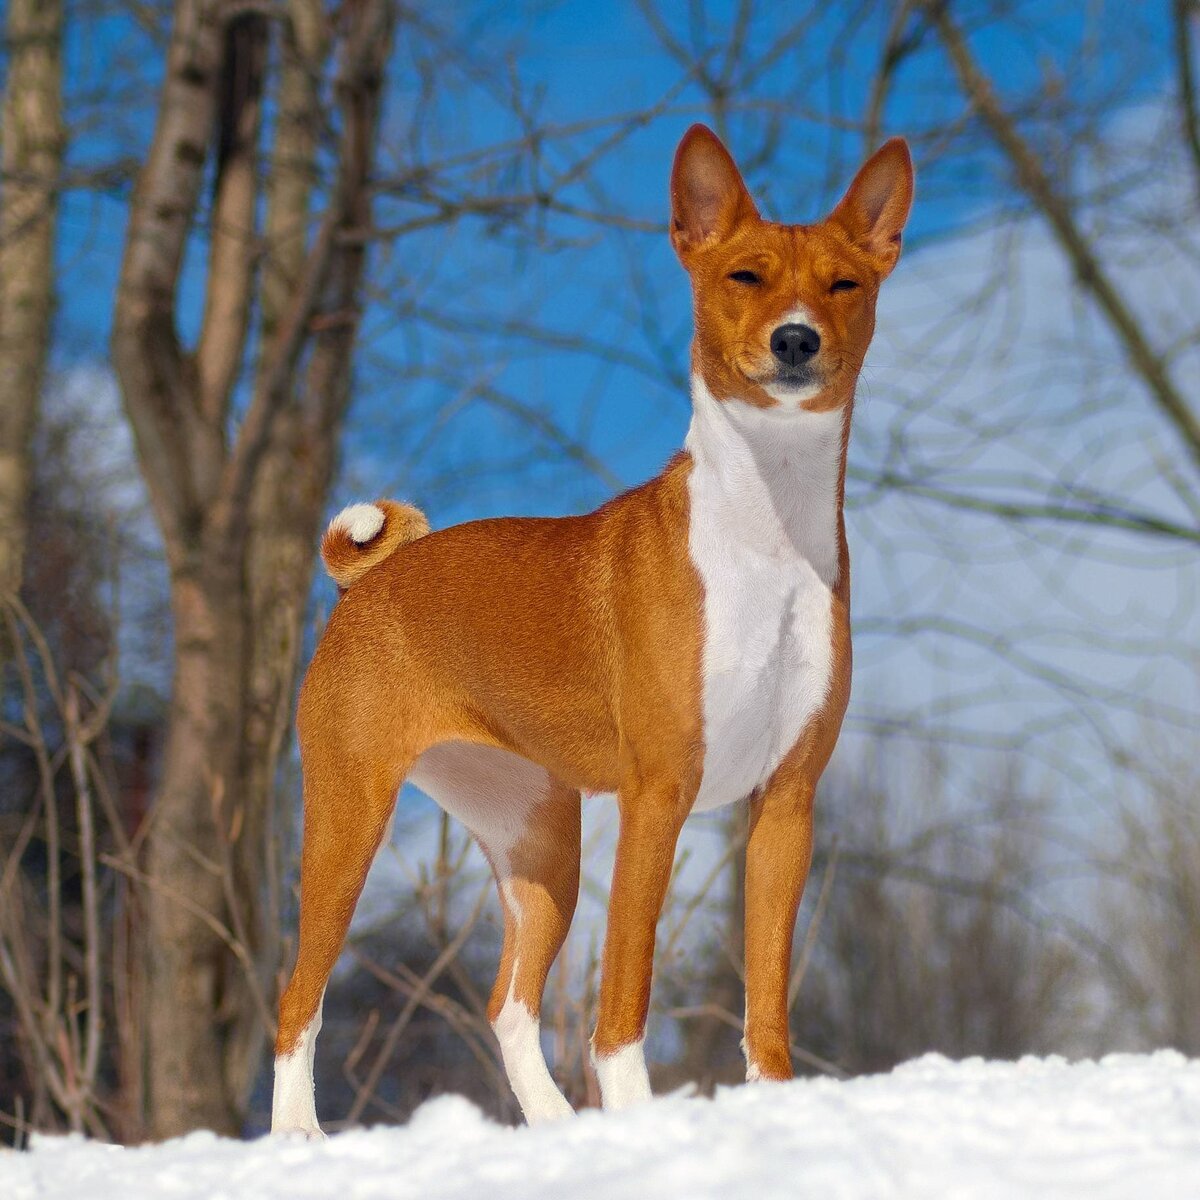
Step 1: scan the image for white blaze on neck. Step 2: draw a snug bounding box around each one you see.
[685,375,843,812]
[271,1001,325,1139]
[592,1038,652,1111]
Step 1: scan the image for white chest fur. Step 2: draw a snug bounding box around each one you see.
[685,378,844,812]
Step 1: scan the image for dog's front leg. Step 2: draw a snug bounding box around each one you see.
[741,756,817,1083]
[591,780,690,1110]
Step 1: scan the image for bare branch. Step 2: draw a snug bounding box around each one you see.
[345,881,492,1125]
[195,13,269,426]
[111,0,228,547]
[925,1,1200,473]
[210,0,394,545]
[849,465,1200,545]
[863,0,922,152]
[64,685,103,1104]
[1175,0,1200,208]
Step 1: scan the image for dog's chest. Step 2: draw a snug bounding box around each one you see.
[685,388,843,812]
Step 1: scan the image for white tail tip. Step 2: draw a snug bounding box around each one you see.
[330,503,385,545]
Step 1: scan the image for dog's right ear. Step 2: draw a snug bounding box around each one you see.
[670,125,759,259]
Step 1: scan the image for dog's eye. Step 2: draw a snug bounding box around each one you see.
[831,279,860,292]
[728,270,762,285]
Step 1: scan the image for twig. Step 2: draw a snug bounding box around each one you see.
[345,880,492,1124]
[789,835,840,1008]
[925,1,1200,472]
[64,684,103,1113]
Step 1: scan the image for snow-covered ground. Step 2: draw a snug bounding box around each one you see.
[6,1053,1200,1199]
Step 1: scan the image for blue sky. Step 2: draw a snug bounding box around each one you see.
[48,2,1177,465]
[34,2,1195,815]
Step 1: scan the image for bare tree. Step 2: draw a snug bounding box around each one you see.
[110,0,393,1137]
[3,0,1195,1138]
[0,0,63,603]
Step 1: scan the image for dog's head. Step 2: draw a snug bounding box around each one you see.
[670,125,912,414]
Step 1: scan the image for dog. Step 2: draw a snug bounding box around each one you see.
[271,123,913,1135]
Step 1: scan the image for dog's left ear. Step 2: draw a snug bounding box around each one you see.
[670,124,759,259]
[827,138,913,276]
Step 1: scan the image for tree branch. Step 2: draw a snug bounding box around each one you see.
[925,1,1200,475]
[1175,0,1200,208]
[210,0,393,545]
[849,465,1200,545]
[863,0,922,152]
[111,0,228,550]
[195,12,269,428]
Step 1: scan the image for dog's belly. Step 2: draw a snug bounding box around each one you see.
[408,741,550,859]
[691,555,835,813]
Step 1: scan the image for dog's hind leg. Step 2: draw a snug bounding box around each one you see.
[272,694,413,1138]
[488,781,581,1123]
[410,743,581,1123]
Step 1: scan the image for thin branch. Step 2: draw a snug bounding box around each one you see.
[925,1,1200,473]
[99,852,269,1018]
[850,466,1200,544]
[1175,0,1200,208]
[468,380,625,493]
[863,0,921,152]
[210,0,393,545]
[344,880,492,1125]
[195,13,269,427]
[788,835,840,1007]
[64,685,103,1102]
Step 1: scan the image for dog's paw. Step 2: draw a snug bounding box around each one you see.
[272,1125,326,1143]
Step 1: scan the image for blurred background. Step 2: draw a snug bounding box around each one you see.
[1,0,1197,1146]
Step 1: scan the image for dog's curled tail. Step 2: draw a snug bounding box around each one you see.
[321,499,429,590]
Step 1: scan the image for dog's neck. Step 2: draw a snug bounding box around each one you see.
[683,374,846,586]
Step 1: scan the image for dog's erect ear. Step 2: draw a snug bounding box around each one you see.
[827,137,913,276]
[670,124,759,258]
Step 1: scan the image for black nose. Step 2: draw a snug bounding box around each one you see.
[770,323,821,366]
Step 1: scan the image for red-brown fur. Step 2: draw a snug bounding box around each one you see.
[275,124,912,1112]
[321,499,428,589]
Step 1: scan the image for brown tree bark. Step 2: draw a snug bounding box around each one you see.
[0,0,64,601]
[111,0,393,1138]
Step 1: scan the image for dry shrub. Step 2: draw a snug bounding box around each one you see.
[1102,753,1200,1054]
[796,750,1093,1073]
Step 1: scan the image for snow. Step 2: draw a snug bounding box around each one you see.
[6,1054,1200,1199]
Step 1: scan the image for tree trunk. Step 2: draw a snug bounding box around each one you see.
[0,0,63,600]
[111,0,394,1138]
[227,9,336,1103]
[145,558,248,1134]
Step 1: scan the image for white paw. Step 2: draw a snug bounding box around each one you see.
[593,1040,652,1111]
[523,1091,576,1124]
[273,1125,326,1142]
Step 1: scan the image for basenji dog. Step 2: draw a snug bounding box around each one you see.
[271,124,913,1135]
